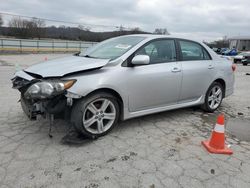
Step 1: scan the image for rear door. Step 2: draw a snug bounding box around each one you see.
[178,39,215,103]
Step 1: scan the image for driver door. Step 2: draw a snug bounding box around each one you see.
[125,39,182,112]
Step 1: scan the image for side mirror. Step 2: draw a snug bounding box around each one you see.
[131,55,150,65]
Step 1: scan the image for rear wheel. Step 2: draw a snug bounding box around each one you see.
[71,92,120,138]
[243,63,248,66]
[201,82,224,112]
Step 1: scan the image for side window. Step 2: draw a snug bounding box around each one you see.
[203,49,211,60]
[136,40,177,64]
[179,40,211,61]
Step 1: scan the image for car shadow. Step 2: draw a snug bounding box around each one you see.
[58,106,205,145]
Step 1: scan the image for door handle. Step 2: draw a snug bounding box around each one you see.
[208,65,214,69]
[171,67,181,72]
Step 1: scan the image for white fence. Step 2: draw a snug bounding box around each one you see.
[0,38,97,53]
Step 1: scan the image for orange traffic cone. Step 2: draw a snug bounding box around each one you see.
[201,114,233,155]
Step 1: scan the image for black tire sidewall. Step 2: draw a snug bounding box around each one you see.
[203,82,224,112]
[71,92,120,138]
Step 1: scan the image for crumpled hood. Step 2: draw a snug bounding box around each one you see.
[25,56,109,77]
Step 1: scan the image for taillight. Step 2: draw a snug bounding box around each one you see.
[232,64,236,72]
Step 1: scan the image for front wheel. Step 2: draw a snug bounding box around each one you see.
[201,82,224,112]
[71,92,120,138]
[242,63,248,66]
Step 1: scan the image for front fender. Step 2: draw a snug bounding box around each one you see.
[65,69,128,111]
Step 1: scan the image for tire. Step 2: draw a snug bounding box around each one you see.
[201,82,224,113]
[243,63,248,66]
[71,92,120,138]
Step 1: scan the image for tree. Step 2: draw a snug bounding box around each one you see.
[207,36,229,48]
[130,27,141,34]
[78,24,90,31]
[58,25,67,39]
[8,17,46,38]
[119,25,125,31]
[154,28,170,35]
[131,27,141,32]
[0,15,3,26]
[8,17,31,38]
[31,18,46,39]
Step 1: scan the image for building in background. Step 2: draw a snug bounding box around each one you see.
[229,36,250,51]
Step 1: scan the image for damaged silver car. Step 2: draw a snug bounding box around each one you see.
[12,34,235,138]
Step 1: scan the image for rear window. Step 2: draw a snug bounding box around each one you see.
[179,40,211,61]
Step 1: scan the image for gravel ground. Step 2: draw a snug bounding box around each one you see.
[0,54,250,188]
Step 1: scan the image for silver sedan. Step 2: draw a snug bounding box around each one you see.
[12,34,235,138]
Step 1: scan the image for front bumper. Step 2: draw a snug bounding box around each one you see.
[12,70,80,120]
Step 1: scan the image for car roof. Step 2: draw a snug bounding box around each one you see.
[122,34,204,43]
[114,34,220,61]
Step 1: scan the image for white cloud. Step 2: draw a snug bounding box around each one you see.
[1,0,250,41]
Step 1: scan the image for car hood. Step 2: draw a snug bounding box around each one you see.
[25,56,110,78]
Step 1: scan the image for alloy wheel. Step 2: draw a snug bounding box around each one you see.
[208,85,222,110]
[83,98,116,134]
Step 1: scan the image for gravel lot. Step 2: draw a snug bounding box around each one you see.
[0,54,250,188]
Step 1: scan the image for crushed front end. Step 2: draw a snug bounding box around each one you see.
[12,70,77,120]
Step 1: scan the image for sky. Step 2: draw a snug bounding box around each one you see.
[1,0,250,42]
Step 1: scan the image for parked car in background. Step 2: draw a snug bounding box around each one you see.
[212,47,218,52]
[222,49,237,56]
[212,48,229,55]
[213,48,222,54]
[219,48,228,55]
[11,34,235,138]
[242,53,250,66]
[234,51,250,63]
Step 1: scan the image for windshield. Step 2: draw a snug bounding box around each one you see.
[80,36,145,60]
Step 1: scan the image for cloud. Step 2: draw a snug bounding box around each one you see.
[1,0,250,41]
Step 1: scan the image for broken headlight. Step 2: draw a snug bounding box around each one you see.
[24,80,76,99]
